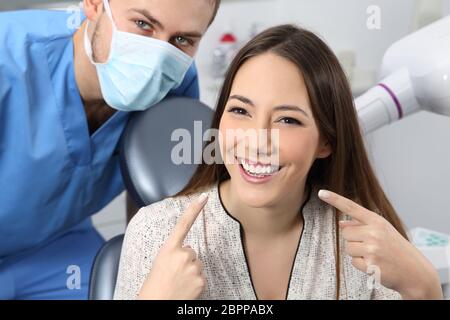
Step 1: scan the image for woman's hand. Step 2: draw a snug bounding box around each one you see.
[318,190,443,300]
[138,193,209,300]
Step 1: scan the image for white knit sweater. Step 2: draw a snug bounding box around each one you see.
[114,182,402,300]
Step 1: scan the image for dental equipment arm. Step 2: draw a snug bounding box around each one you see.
[355,15,450,134]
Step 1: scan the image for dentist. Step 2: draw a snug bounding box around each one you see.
[0,0,219,299]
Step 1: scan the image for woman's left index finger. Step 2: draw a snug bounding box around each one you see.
[318,190,375,224]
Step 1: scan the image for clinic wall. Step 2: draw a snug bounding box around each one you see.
[0,0,66,10]
[196,0,420,106]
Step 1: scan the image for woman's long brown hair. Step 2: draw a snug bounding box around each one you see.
[175,25,408,299]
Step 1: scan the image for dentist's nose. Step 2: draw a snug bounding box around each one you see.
[153,34,171,43]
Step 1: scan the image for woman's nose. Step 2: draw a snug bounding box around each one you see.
[241,127,278,155]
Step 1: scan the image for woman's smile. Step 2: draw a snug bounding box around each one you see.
[236,156,284,184]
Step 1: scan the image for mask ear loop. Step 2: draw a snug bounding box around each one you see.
[102,0,118,31]
[84,0,116,65]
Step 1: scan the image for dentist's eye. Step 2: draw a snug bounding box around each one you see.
[278,117,302,125]
[135,20,153,31]
[173,36,192,47]
[228,107,250,117]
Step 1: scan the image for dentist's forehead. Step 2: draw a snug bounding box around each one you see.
[124,0,215,33]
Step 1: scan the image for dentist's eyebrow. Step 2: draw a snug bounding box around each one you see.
[229,95,310,118]
[128,8,165,30]
[174,31,203,39]
[128,8,204,38]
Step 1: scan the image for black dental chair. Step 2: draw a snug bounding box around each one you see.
[88,97,213,300]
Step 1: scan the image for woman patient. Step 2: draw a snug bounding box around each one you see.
[114,25,442,300]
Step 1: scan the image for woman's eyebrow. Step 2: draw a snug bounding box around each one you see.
[273,105,310,118]
[229,95,310,118]
[228,95,255,106]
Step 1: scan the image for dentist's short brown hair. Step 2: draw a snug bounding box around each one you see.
[209,0,221,25]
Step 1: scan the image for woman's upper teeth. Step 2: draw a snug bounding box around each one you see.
[239,158,279,175]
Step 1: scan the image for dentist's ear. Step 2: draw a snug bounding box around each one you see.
[316,140,332,159]
[83,0,105,22]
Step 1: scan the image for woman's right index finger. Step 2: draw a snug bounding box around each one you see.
[167,193,209,248]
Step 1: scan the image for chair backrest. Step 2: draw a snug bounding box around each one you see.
[88,234,124,300]
[120,97,214,207]
[89,97,214,300]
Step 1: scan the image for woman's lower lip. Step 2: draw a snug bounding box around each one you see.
[238,163,279,184]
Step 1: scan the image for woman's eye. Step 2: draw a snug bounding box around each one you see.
[228,107,249,116]
[135,20,152,31]
[278,117,302,125]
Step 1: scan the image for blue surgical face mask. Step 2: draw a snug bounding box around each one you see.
[84,0,194,112]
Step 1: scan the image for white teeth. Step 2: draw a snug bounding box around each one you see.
[239,158,280,176]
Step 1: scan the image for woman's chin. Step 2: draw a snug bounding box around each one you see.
[233,183,279,208]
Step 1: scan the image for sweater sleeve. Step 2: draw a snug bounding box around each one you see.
[370,285,403,300]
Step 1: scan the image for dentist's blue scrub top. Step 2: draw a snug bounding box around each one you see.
[0,10,199,298]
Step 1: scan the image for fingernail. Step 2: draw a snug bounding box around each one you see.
[318,190,331,199]
[197,193,209,204]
